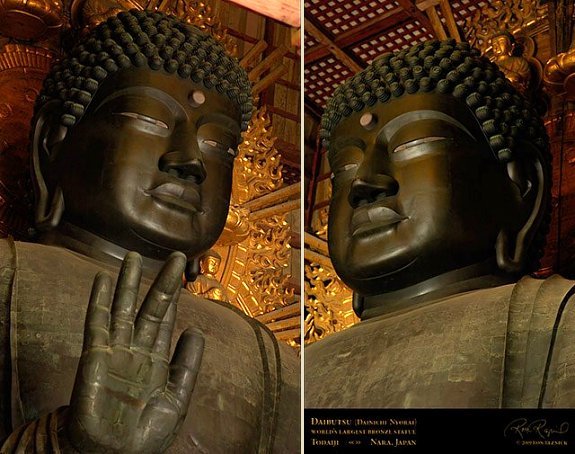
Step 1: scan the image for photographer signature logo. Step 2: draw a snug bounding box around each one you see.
[504,418,569,446]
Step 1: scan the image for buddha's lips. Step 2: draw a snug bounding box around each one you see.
[145,182,201,211]
[351,202,407,235]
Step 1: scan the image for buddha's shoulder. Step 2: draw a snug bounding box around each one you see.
[0,239,105,277]
[306,284,514,354]
[306,276,575,361]
[508,274,575,327]
[177,291,299,366]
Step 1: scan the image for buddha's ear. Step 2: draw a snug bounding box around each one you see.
[31,101,68,231]
[496,143,549,274]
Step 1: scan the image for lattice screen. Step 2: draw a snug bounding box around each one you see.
[305,0,401,36]
[304,0,493,113]
[351,20,433,64]
[305,56,353,108]
[447,0,489,25]
[304,31,319,50]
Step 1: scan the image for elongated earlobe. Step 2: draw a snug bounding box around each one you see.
[496,230,524,274]
[496,149,548,274]
[31,101,68,231]
[35,186,64,231]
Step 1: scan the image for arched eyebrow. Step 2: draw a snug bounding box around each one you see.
[93,86,185,117]
[380,110,476,142]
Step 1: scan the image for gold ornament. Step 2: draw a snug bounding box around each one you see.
[0,0,65,41]
[247,215,294,313]
[233,107,283,205]
[211,108,298,347]
[304,261,358,344]
[544,43,575,98]
[464,0,547,54]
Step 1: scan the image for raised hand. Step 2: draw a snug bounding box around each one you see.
[66,251,204,453]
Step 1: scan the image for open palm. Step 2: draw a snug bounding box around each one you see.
[66,252,204,453]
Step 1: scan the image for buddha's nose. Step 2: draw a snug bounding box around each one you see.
[159,151,207,184]
[348,175,399,208]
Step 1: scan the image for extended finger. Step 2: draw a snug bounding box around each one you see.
[83,272,113,349]
[134,252,186,350]
[110,252,142,347]
[152,296,177,361]
[166,328,204,413]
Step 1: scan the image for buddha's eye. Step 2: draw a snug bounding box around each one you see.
[202,139,237,157]
[331,163,358,180]
[393,136,448,153]
[116,112,169,129]
[203,139,219,148]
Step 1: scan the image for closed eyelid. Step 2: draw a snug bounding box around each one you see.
[115,111,169,129]
[393,136,448,153]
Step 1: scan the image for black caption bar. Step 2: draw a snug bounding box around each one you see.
[305,409,575,451]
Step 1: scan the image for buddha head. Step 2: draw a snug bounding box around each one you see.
[321,40,550,300]
[199,249,221,276]
[491,32,514,59]
[31,10,252,261]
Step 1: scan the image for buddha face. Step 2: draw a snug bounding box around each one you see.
[200,254,221,275]
[327,93,525,295]
[43,68,241,260]
[492,35,512,57]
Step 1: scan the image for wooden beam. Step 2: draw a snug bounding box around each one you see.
[275,138,301,168]
[256,302,300,323]
[260,19,276,108]
[267,105,299,122]
[275,78,300,91]
[265,316,300,332]
[416,0,439,10]
[250,199,300,220]
[279,156,301,170]
[253,64,288,96]
[336,8,408,48]
[396,0,437,37]
[239,40,268,69]
[248,47,287,81]
[312,199,330,211]
[425,5,448,40]
[274,328,300,341]
[304,9,409,64]
[290,231,301,249]
[304,17,364,73]
[226,27,259,44]
[304,232,328,255]
[304,248,333,269]
[224,0,300,28]
[228,29,299,61]
[439,0,462,41]
[243,183,300,211]
[304,94,324,119]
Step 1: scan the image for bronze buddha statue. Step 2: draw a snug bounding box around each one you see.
[305,39,575,409]
[0,10,299,452]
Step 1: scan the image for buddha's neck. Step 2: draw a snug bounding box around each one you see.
[358,260,515,320]
[39,222,166,279]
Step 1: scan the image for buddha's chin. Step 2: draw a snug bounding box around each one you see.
[128,225,199,257]
[336,257,419,293]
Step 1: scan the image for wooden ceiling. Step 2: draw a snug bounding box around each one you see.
[304,0,487,113]
[213,0,301,184]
